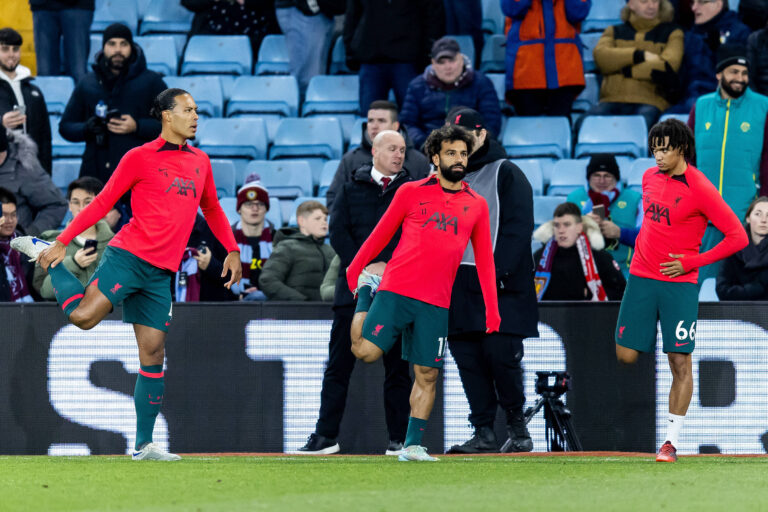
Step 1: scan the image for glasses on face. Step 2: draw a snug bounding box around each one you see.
[69,199,93,208]
[242,201,266,210]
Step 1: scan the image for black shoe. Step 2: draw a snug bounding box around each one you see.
[501,415,533,453]
[292,433,340,455]
[385,440,404,456]
[446,425,498,454]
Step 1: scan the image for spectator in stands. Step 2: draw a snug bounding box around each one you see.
[672,0,750,113]
[32,177,112,300]
[59,23,167,185]
[687,46,768,283]
[717,196,768,299]
[0,127,66,236]
[326,100,430,208]
[295,130,412,454]
[589,0,684,132]
[400,37,501,149]
[747,22,768,96]
[501,0,590,116]
[533,202,626,301]
[259,200,335,301]
[0,28,52,174]
[275,0,345,95]
[0,187,35,302]
[566,154,643,277]
[344,0,444,113]
[320,254,339,301]
[443,0,483,65]
[30,0,94,83]
[738,0,768,32]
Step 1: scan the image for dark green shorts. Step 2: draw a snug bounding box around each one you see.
[615,274,698,354]
[88,246,173,332]
[362,290,448,368]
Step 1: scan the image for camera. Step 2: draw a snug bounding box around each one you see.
[534,371,571,397]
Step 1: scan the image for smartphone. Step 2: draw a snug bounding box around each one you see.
[592,204,606,220]
[13,104,26,115]
[105,109,122,121]
[84,239,98,255]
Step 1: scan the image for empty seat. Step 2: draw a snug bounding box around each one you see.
[533,196,565,226]
[163,76,223,118]
[627,157,656,192]
[139,0,194,34]
[34,76,75,116]
[246,160,313,199]
[318,159,340,198]
[134,35,178,75]
[195,118,268,159]
[88,34,101,65]
[480,34,505,73]
[485,73,513,115]
[572,73,599,113]
[512,159,544,196]
[288,196,327,226]
[91,0,138,34]
[270,118,344,161]
[347,117,366,149]
[659,113,689,125]
[218,196,239,225]
[329,35,352,75]
[52,159,81,192]
[266,197,284,228]
[182,35,252,75]
[574,115,648,159]
[226,76,299,118]
[302,75,360,117]
[547,159,587,196]
[255,35,290,75]
[502,117,571,159]
[581,33,602,74]
[50,116,85,158]
[699,278,719,301]
[446,35,475,62]
[211,159,237,198]
[582,0,623,33]
[482,0,505,34]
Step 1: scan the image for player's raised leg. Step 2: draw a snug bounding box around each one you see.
[399,364,439,462]
[350,269,384,362]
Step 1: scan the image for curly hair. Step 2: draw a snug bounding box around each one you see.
[648,118,695,162]
[423,124,474,160]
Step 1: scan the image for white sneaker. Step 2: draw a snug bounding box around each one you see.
[356,269,382,297]
[131,442,182,461]
[10,236,51,262]
[385,441,404,456]
[397,445,439,462]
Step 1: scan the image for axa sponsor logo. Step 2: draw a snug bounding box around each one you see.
[422,212,459,234]
[166,177,197,198]
[645,202,670,225]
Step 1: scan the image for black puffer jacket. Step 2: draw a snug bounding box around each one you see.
[747,27,768,97]
[716,227,768,300]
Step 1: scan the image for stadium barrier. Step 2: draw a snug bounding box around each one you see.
[2,303,767,455]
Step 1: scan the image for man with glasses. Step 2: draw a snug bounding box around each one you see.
[0,187,34,302]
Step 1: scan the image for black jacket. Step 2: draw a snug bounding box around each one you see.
[325,123,430,209]
[329,164,415,307]
[59,45,166,185]
[716,228,768,300]
[748,28,768,97]
[532,245,626,301]
[449,138,539,338]
[0,76,52,174]
[343,0,445,70]
[186,214,238,302]
[29,0,95,10]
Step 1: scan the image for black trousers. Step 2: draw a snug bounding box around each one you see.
[315,304,411,441]
[448,332,525,428]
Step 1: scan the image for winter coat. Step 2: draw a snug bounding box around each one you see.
[33,220,113,299]
[502,0,590,92]
[449,138,539,338]
[400,59,502,149]
[0,65,52,173]
[59,44,166,185]
[29,0,95,10]
[747,28,768,97]
[532,216,626,300]
[325,123,430,209]
[258,227,336,301]
[716,226,768,300]
[320,254,340,301]
[343,0,444,70]
[594,3,684,111]
[0,132,66,236]
[0,229,35,302]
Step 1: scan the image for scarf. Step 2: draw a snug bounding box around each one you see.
[175,248,201,302]
[534,232,607,302]
[0,234,32,302]
[587,188,619,217]
[231,222,273,295]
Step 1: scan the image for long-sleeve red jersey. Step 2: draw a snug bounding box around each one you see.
[630,164,748,283]
[57,137,239,271]
[347,176,501,331]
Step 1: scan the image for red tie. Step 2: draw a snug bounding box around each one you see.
[381,177,391,191]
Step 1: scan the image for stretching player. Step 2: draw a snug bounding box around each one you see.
[614,119,747,462]
[347,125,501,462]
[12,88,242,461]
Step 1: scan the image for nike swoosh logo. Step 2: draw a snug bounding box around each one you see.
[435,357,443,362]
[132,451,141,457]
[420,201,430,205]
[675,341,690,347]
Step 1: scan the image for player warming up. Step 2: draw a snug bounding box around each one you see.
[11,88,242,461]
[614,119,747,463]
[346,125,501,462]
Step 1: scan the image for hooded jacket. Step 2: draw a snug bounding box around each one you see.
[59,44,167,184]
[716,225,768,300]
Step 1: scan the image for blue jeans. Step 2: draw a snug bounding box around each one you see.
[33,9,94,84]
[275,8,333,95]
[358,62,420,112]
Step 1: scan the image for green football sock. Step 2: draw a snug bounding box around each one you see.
[134,365,165,451]
[355,285,373,314]
[404,417,428,448]
[48,263,86,317]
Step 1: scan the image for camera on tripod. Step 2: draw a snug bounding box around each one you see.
[535,371,571,397]
[521,370,582,452]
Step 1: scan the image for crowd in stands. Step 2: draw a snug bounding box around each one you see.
[1,0,768,304]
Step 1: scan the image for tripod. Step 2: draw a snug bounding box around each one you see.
[522,390,582,452]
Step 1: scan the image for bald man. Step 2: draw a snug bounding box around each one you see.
[293,130,415,455]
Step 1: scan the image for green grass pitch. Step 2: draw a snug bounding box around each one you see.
[3,454,768,511]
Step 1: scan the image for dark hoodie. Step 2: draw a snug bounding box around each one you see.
[716,226,768,300]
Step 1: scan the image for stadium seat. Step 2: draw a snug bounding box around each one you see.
[226,76,299,118]
[139,0,194,34]
[182,36,252,76]
[627,158,656,192]
[582,0,623,32]
[302,75,360,117]
[329,36,352,75]
[219,75,236,102]
[50,116,85,158]
[88,34,101,65]
[211,159,237,198]
[51,159,81,193]
[574,115,648,159]
[482,0,505,34]
[195,118,268,159]
[533,195,564,226]
[255,35,290,75]
[347,117,366,149]
[270,118,344,161]
[699,278,719,301]
[572,73,600,113]
[266,197,284,228]
[287,196,327,226]
[246,160,313,199]
[318,159,340,198]
[547,159,587,197]
[134,36,178,75]
[485,73,513,116]
[91,0,138,34]
[480,34,505,73]
[514,157,555,187]
[502,117,571,159]
[163,76,223,118]
[659,113,689,125]
[513,159,544,196]
[34,76,74,116]
[581,33,602,73]
[446,35,475,63]
[218,196,239,225]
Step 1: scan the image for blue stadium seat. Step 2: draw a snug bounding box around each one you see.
[302,75,360,117]
[270,118,344,161]
[91,0,138,34]
[195,118,268,159]
[485,73,512,115]
[547,159,587,196]
[329,36,352,75]
[446,35,475,62]
[134,36,178,75]
[266,197,284,228]
[219,75,236,102]
[52,159,81,193]
[211,159,237,198]
[50,116,85,158]
[288,196,327,226]
[163,76,223,118]
[218,196,239,225]
[245,160,313,199]
[88,34,101,65]
[513,159,544,196]
[255,35,290,75]
[533,195,564,226]
[572,73,599,113]
[347,118,366,149]
[480,34,505,73]
[581,33,602,73]
[699,278,719,301]
[627,157,656,192]
[514,157,555,187]
[482,0,505,34]
[575,115,648,159]
[226,76,299,118]
[502,117,571,159]
[34,76,74,116]
[318,159,340,198]
[182,35,252,75]
[139,0,194,34]
[659,113,689,125]
[582,0,623,33]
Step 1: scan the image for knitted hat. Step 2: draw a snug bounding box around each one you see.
[102,23,133,48]
[715,44,749,73]
[586,153,620,181]
[236,173,270,212]
[447,108,486,131]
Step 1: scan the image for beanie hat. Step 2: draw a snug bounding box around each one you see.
[586,153,620,181]
[0,127,7,153]
[715,44,749,73]
[236,173,270,212]
[102,23,133,48]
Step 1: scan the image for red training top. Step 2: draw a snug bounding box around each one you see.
[58,136,239,271]
[347,176,501,332]
[630,164,748,283]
